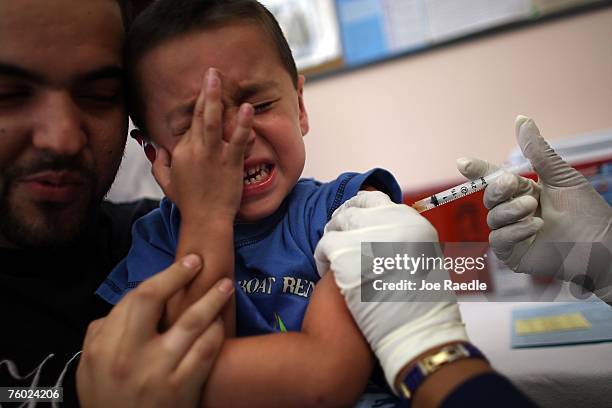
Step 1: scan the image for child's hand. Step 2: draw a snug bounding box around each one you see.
[152,68,254,223]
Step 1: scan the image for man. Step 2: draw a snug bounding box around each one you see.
[0,1,229,406]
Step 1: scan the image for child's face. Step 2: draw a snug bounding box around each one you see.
[137,21,309,222]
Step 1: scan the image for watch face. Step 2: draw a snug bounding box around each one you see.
[421,344,468,373]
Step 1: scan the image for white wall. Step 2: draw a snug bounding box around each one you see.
[301,7,612,190]
[109,7,612,201]
[107,130,163,202]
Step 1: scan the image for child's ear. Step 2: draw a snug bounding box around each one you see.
[131,129,156,164]
[130,129,145,146]
[297,75,309,137]
[144,143,156,164]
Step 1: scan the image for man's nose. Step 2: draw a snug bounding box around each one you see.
[32,92,86,156]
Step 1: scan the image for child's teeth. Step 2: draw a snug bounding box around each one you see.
[243,164,272,185]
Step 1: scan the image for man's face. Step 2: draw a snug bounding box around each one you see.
[138,21,309,222]
[0,0,127,248]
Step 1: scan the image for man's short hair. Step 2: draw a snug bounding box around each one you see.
[126,0,298,131]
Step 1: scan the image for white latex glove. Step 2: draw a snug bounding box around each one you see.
[314,191,469,392]
[457,116,612,303]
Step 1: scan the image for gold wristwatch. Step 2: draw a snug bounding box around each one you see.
[398,343,487,403]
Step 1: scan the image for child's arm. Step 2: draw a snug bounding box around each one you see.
[198,272,374,407]
[150,69,254,333]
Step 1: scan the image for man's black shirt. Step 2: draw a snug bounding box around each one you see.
[0,200,157,407]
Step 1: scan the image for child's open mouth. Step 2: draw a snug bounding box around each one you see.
[243,163,273,186]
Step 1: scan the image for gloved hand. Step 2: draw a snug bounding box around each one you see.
[457,116,612,302]
[314,191,469,392]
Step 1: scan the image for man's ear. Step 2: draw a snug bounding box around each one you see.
[297,75,309,137]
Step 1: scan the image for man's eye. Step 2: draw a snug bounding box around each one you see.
[0,88,31,103]
[77,92,120,103]
[75,81,123,106]
[0,91,29,98]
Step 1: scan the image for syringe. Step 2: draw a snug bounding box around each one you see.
[411,162,533,213]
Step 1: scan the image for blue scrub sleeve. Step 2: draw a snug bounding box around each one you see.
[439,373,538,408]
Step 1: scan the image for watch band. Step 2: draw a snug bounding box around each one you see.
[398,343,487,405]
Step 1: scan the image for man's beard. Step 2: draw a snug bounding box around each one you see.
[0,152,102,250]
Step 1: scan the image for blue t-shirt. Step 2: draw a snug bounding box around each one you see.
[97,169,401,336]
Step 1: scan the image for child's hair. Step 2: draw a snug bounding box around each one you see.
[126,0,298,131]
